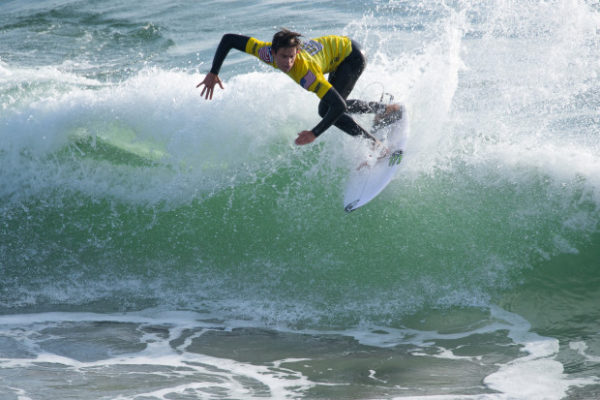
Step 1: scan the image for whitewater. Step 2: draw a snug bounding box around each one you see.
[1,0,600,399]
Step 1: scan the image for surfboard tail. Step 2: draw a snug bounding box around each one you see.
[344,200,360,213]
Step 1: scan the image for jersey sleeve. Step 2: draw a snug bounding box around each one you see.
[245,37,276,67]
[295,64,332,99]
[312,74,332,99]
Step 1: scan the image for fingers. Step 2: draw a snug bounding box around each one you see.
[199,84,211,99]
[295,131,316,145]
[196,75,223,100]
[196,80,212,100]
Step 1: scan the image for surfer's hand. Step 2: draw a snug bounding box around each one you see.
[196,73,224,100]
[295,130,316,145]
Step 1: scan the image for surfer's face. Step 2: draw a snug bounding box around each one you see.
[274,47,298,73]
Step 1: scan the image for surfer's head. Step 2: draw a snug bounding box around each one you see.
[272,29,302,72]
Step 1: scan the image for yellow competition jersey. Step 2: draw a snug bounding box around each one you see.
[244,35,352,99]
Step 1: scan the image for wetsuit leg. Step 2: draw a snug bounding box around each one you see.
[318,40,386,137]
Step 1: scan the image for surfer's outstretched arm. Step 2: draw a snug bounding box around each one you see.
[312,89,347,136]
[197,34,250,100]
[295,88,346,145]
[296,88,382,146]
[312,89,381,144]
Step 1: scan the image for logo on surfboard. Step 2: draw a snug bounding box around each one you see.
[388,150,404,166]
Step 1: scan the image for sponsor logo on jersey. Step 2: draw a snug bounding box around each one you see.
[258,46,273,63]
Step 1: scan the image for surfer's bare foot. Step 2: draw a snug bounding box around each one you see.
[377,147,391,160]
[357,146,390,170]
[357,161,369,170]
[373,103,403,129]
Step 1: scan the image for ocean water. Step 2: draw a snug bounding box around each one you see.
[1,0,600,399]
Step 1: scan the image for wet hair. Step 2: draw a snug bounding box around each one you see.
[271,29,302,53]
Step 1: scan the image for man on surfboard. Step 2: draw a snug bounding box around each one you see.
[197,29,401,146]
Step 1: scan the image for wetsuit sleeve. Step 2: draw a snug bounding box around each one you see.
[209,34,250,74]
[312,88,346,137]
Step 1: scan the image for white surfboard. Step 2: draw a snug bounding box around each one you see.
[343,105,408,212]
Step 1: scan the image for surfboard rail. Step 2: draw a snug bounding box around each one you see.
[343,106,408,212]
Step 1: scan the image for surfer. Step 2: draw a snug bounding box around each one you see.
[197,29,401,146]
